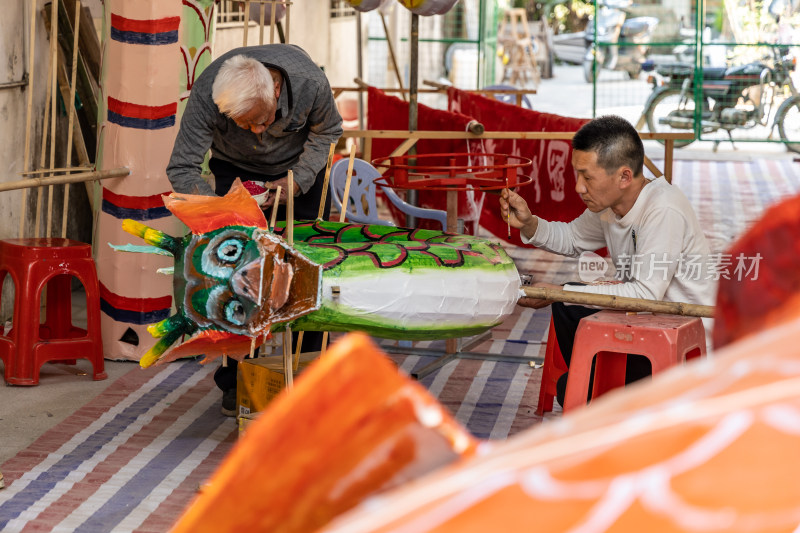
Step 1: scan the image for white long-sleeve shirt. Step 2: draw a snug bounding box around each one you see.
[523,177,716,333]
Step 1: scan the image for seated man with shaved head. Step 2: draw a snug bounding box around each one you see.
[500,115,714,406]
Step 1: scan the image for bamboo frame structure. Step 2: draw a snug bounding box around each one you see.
[341,130,693,184]
[519,286,715,318]
[0,168,130,193]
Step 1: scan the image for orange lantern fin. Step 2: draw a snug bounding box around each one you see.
[154,329,261,366]
[164,178,268,234]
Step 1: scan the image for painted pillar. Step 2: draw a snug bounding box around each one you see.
[94,0,215,360]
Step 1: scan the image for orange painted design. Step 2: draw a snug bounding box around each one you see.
[163,178,268,234]
[318,315,800,532]
[155,330,260,366]
[171,333,478,533]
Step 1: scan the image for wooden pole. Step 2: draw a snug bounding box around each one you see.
[317,142,336,220]
[519,286,715,318]
[320,331,329,357]
[269,0,276,45]
[259,0,266,45]
[35,1,57,238]
[664,139,674,184]
[284,0,290,43]
[242,0,250,46]
[61,0,81,238]
[46,0,59,238]
[0,167,130,192]
[269,185,281,230]
[283,326,294,389]
[293,331,303,372]
[22,166,91,175]
[380,12,406,102]
[338,144,356,223]
[286,170,294,246]
[20,0,38,239]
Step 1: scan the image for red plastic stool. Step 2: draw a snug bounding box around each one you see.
[563,311,706,413]
[535,317,568,415]
[0,238,107,385]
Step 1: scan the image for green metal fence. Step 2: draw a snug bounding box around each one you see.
[590,0,800,151]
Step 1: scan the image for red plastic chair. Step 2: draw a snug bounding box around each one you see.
[0,238,106,385]
[562,311,706,413]
[536,316,568,415]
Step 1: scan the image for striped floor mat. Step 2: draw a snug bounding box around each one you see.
[0,361,237,533]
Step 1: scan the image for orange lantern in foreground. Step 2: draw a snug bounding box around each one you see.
[321,315,800,532]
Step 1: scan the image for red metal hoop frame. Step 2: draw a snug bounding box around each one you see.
[370,152,533,191]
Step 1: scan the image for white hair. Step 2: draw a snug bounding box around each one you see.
[212,55,276,119]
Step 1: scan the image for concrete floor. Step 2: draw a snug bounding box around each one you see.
[0,290,136,465]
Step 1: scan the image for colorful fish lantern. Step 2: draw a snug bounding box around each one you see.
[119,179,520,368]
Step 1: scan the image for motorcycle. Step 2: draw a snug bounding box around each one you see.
[583,0,658,83]
[643,47,800,152]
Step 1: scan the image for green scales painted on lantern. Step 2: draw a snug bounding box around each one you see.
[117,181,520,368]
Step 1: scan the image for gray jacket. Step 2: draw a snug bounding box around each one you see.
[167,44,343,195]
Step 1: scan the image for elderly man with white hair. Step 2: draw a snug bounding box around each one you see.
[167,44,343,416]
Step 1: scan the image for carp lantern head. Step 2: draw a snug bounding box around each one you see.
[122,179,320,368]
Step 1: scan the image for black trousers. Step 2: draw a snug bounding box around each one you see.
[552,299,652,407]
[211,158,329,393]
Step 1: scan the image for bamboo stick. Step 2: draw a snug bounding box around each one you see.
[242,0,250,46]
[320,331,328,357]
[643,156,663,179]
[293,331,303,372]
[283,326,293,389]
[338,144,356,223]
[317,142,336,220]
[374,137,418,174]
[379,12,406,102]
[269,185,281,230]
[21,166,91,175]
[284,0,290,43]
[20,0,38,239]
[46,0,59,238]
[34,4,56,238]
[519,286,714,318]
[61,0,81,238]
[249,335,257,359]
[258,0,265,45]
[286,170,294,246]
[664,139,674,184]
[0,167,130,192]
[269,0,276,45]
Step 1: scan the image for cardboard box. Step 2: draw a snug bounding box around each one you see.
[236,352,319,418]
